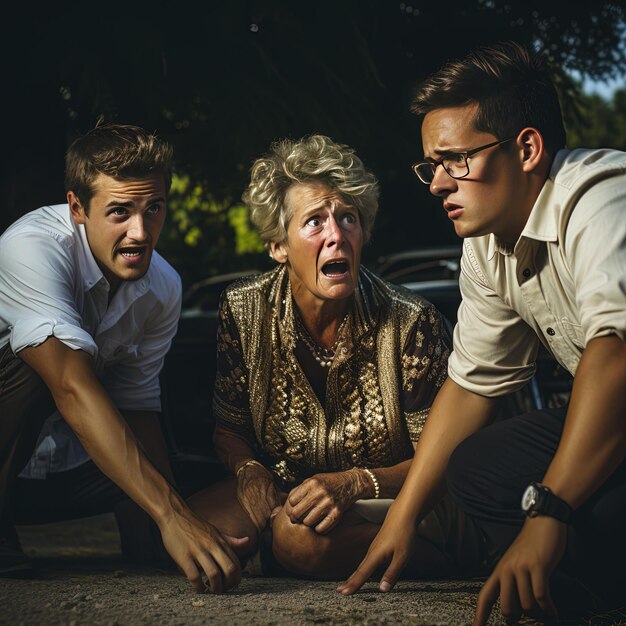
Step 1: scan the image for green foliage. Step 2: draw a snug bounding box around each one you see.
[228,205,266,255]
[4,1,626,280]
[567,89,626,151]
[158,173,269,287]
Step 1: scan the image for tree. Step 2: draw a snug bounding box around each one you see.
[3,1,625,285]
[567,89,626,151]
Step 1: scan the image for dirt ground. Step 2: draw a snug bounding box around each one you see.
[1,514,623,626]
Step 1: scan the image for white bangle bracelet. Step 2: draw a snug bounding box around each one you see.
[235,459,265,477]
[362,468,380,499]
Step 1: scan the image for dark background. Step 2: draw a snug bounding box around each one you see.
[3,0,626,286]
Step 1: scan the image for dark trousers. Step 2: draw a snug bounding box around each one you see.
[0,343,168,564]
[0,342,54,533]
[446,405,626,601]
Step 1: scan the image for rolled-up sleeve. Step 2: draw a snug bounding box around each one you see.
[448,243,539,397]
[566,176,626,344]
[0,232,97,356]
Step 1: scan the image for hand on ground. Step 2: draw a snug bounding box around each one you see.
[473,516,565,625]
[159,503,249,594]
[337,503,416,595]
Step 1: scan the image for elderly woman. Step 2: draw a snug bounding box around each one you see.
[189,135,488,579]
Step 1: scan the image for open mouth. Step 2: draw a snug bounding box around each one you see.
[321,260,349,277]
[119,246,147,259]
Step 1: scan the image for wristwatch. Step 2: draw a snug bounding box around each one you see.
[521,482,572,523]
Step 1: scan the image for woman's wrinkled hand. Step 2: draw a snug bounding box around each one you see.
[236,461,283,532]
[284,469,370,534]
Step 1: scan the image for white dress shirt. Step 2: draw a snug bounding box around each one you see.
[0,204,182,477]
[448,148,626,397]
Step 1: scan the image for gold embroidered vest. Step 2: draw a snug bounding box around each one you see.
[213,265,449,486]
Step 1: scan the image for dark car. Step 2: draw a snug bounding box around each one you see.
[159,270,262,490]
[376,246,462,329]
[376,247,572,414]
[181,270,262,314]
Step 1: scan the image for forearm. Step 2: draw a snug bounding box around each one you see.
[542,335,626,508]
[213,424,258,474]
[19,339,183,525]
[57,384,182,523]
[122,410,176,486]
[354,460,412,500]
[391,378,498,522]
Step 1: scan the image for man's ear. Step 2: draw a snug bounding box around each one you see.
[68,191,87,225]
[270,240,288,264]
[517,127,545,174]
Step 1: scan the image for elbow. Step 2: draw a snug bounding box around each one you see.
[49,368,99,422]
[212,425,232,466]
[51,378,83,417]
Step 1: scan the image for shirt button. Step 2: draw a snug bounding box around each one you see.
[522,268,532,278]
[341,347,348,355]
[547,327,556,336]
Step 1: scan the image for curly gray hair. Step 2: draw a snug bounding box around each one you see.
[243,134,379,244]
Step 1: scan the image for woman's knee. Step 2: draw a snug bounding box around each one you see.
[187,479,260,558]
[271,507,331,577]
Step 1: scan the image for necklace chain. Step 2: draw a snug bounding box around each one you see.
[295,313,348,368]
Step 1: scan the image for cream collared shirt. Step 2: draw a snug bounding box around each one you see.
[448,148,626,397]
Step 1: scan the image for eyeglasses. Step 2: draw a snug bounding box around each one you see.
[412,137,515,185]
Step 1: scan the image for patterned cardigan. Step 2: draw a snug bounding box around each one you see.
[213,264,450,488]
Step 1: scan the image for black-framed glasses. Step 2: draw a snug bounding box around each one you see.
[412,137,515,185]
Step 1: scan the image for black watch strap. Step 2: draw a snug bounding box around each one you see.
[522,482,573,523]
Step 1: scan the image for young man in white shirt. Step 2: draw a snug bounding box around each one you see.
[338,42,626,622]
[0,124,247,592]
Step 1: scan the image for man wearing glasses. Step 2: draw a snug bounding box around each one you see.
[339,42,626,623]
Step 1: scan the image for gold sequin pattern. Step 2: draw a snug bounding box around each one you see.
[213,265,451,487]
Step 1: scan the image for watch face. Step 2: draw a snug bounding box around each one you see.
[521,485,538,512]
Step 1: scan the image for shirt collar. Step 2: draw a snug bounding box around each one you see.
[487,152,566,261]
[75,222,107,291]
[74,218,151,300]
[487,235,514,260]
[97,268,151,335]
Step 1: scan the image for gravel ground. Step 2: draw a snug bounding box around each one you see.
[2,514,622,626]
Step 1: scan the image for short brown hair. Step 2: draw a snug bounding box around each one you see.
[65,123,173,210]
[411,41,566,157]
